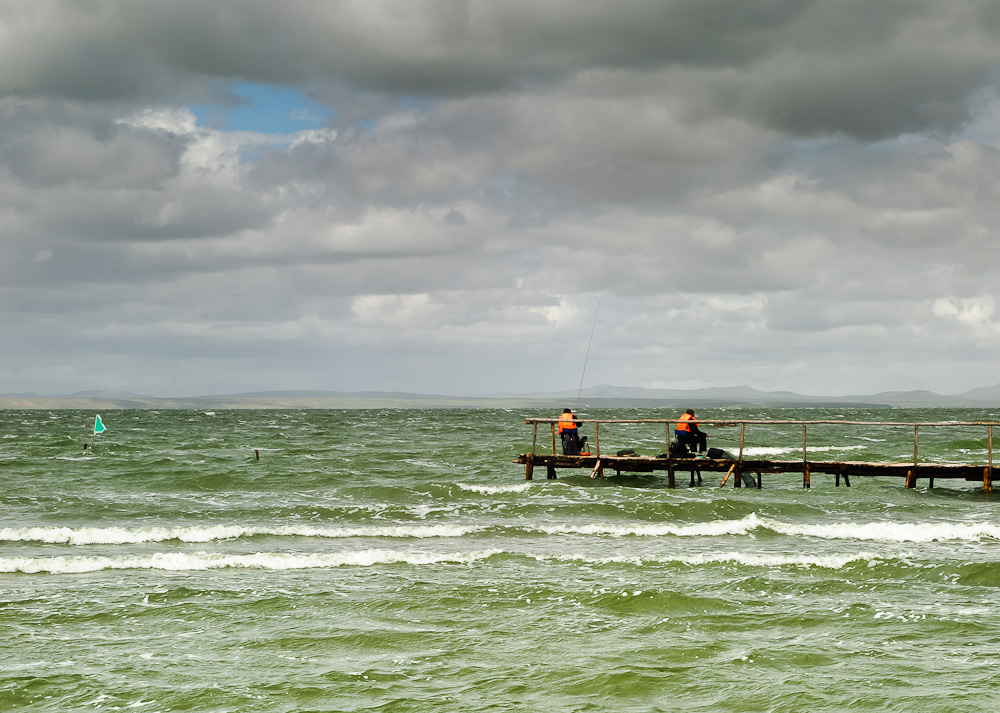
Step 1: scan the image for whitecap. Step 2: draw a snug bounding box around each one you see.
[0,548,503,574]
[0,523,480,545]
[759,517,1000,543]
[457,482,533,495]
[535,549,886,570]
[535,513,761,538]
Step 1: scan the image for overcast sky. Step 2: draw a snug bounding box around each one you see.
[3,0,1000,397]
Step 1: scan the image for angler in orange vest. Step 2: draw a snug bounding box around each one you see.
[675,408,707,454]
[558,408,587,455]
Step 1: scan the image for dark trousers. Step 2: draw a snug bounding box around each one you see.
[561,430,582,455]
[676,429,707,453]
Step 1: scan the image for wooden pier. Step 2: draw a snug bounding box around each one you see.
[516,418,1000,490]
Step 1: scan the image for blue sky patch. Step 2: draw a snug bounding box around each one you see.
[191,82,333,134]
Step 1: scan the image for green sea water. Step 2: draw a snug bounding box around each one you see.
[3,407,1000,712]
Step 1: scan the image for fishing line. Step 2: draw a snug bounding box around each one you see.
[576,271,610,410]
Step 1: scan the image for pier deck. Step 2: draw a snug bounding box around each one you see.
[516,418,1000,490]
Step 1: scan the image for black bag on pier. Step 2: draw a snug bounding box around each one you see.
[669,441,693,458]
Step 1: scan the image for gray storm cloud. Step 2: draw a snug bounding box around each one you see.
[2,0,1000,396]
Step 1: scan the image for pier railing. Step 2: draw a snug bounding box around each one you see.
[522,417,1000,489]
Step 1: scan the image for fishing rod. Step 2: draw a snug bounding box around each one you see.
[576,271,609,411]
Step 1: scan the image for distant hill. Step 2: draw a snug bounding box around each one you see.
[526,384,984,408]
[3,383,1000,409]
[956,383,1000,403]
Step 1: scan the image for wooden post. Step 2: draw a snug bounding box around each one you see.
[525,454,534,480]
[983,427,991,492]
[802,424,810,488]
[665,423,675,487]
[594,422,601,457]
[986,426,993,492]
[547,465,557,480]
[551,423,556,455]
[906,469,916,489]
[914,425,919,467]
[531,422,538,455]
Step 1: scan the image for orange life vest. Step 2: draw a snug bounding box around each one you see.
[677,412,696,432]
[558,411,577,433]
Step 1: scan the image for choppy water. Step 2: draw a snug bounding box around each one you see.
[3,407,1000,712]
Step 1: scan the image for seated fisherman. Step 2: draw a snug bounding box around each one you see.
[675,408,707,454]
[558,408,585,455]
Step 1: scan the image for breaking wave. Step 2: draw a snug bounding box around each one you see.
[0,523,480,545]
[0,549,502,574]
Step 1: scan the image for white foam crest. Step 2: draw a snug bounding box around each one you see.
[760,517,1000,542]
[0,549,502,574]
[739,445,866,457]
[275,524,478,539]
[457,482,533,495]
[741,446,797,456]
[806,445,866,453]
[539,550,885,569]
[536,513,760,537]
[0,523,479,545]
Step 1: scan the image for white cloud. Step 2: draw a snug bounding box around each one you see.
[4,1,1000,396]
[933,295,998,332]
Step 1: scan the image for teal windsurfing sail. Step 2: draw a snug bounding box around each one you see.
[94,415,106,434]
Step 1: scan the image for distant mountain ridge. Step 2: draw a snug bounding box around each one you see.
[3,384,1000,409]
[524,384,996,407]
